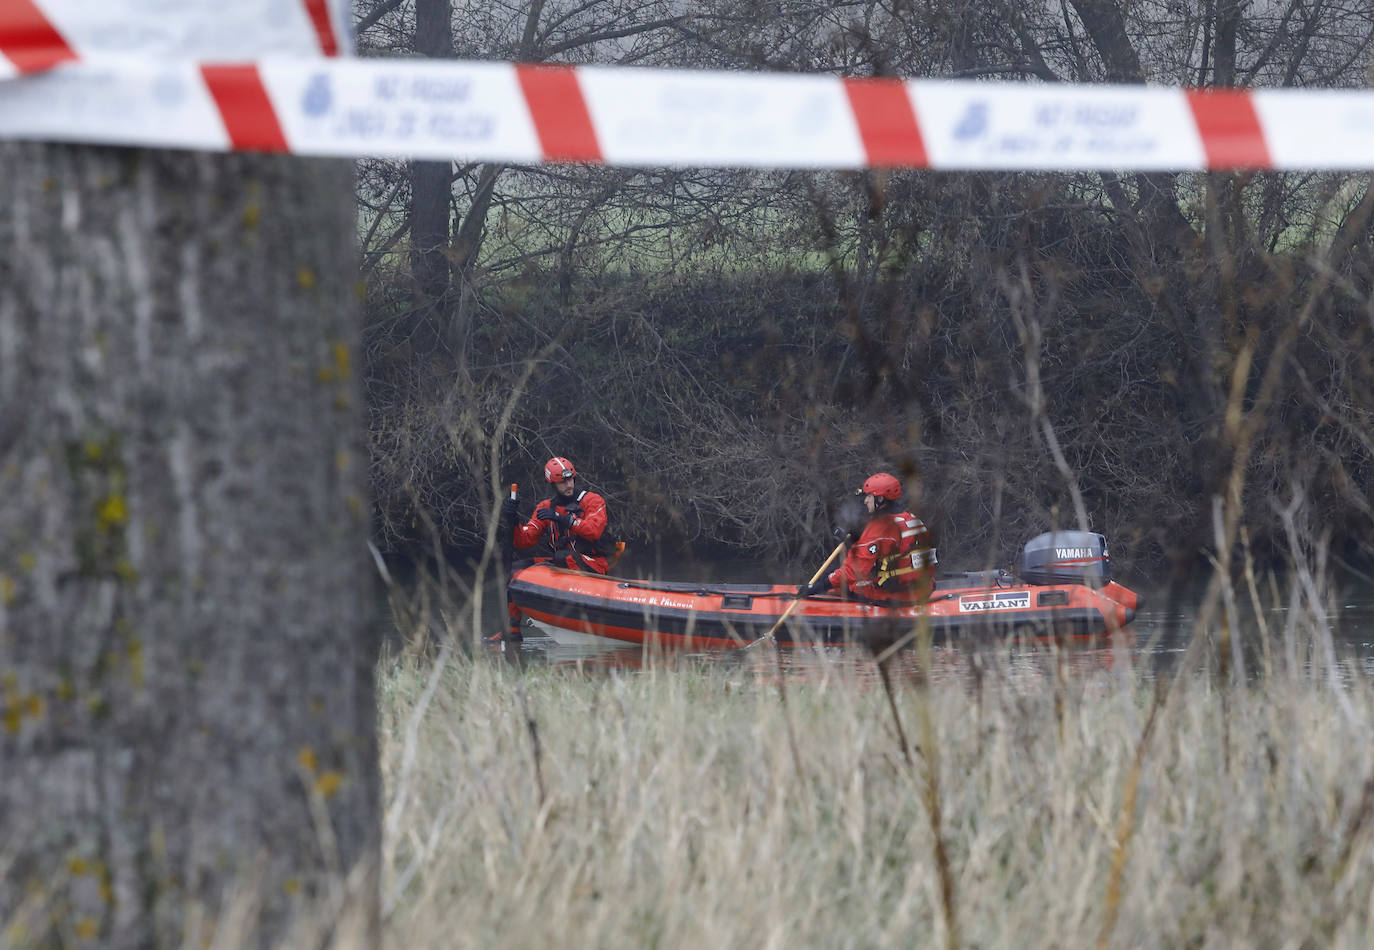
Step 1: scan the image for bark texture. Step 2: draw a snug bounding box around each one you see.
[0,146,379,948]
[407,0,456,353]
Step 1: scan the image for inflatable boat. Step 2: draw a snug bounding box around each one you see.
[508,531,1141,649]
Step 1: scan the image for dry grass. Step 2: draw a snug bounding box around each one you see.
[7,629,1368,949]
[375,638,1374,950]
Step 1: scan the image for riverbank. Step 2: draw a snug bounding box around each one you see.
[376,641,1374,948]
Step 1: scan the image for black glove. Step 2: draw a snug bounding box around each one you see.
[501,497,519,521]
[796,575,833,598]
[537,508,573,529]
[833,526,858,544]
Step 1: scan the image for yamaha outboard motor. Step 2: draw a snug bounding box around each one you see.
[1021,531,1111,586]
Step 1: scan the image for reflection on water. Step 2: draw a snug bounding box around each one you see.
[490,620,1151,687]
[466,554,1374,685]
[510,634,1137,689]
[486,590,1374,686]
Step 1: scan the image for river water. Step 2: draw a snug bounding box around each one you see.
[422,539,1374,682]
[483,573,1374,684]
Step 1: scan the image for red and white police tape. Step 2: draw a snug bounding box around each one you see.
[5,58,1374,170]
[0,0,348,75]
[2,0,1372,171]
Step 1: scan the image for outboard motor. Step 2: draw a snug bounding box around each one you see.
[1021,531,1111,586]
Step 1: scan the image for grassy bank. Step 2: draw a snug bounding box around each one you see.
[376,642,1374,949]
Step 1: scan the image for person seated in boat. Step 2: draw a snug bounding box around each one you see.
[506,456,613,574]
[491,456,614,644]
[795,472,937,605]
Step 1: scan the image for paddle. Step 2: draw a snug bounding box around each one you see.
[501,483,518,578]
[499,483,519,644]
[742,540,847,650]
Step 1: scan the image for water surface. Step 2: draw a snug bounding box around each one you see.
[492,580,1374,686]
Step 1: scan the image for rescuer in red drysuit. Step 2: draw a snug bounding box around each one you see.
[795,472,938,605]
[492,456,614,643]
[511,456,612,574]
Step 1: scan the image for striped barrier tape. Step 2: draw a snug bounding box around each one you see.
[4,58,1374,170]
[0,0,348,75]
[2,1,1372,170]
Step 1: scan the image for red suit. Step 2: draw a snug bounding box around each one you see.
[828,510,936,604]
[513,488,611,574]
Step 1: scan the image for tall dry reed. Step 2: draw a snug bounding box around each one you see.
[12,594,1366,948]
[373,632,1374,950]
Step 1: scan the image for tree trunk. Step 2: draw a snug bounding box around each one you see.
[0,145,379,949]
[1212,0,1243,87]
[408,0,455,355]
[1068,0,1144,82]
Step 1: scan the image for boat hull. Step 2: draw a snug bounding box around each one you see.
[509,564,1139,649]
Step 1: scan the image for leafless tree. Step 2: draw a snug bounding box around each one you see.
[354,0,1374,582]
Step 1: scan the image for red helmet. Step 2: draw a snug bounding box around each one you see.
[860,473,902,500]
[544,457,577,483]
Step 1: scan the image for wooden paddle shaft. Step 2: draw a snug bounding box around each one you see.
[805,541,845,587]
[752,541,846,647]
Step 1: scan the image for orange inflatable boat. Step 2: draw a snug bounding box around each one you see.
[509,531,1141,649]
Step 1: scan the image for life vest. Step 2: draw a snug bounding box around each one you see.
[577,488,628,568]
[875,513,937,590]
[524,488,625,571]
[565,489,628,569]
[564,489,613,558]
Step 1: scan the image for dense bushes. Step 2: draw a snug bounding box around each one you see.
[351,0,1374,582]
[361,169,1374,580]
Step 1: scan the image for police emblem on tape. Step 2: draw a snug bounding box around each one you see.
[304,73,332,117]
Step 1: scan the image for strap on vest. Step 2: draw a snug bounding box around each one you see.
[876,548,938,586]
[563,489,616,561]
